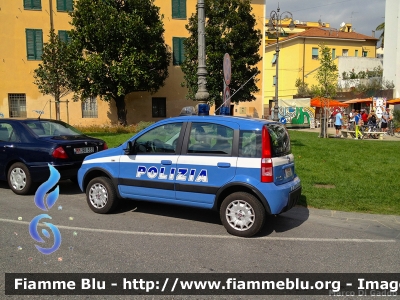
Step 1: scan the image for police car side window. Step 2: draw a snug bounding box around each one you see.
[188,123,233,155]
[134,122,183,154]
[239,130,261,158]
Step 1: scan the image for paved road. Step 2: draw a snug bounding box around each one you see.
[1,180,399,299]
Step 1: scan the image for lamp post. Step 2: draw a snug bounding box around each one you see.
[268,5,294,121]
[195,0,209,104]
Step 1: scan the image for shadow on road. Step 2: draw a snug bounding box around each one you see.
[0,179,83,196]
[112,195,310,237]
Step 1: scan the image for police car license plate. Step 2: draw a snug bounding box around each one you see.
[74,147,94,154]
[284,167,293,178]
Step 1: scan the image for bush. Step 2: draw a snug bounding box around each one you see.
[75,121,154,134]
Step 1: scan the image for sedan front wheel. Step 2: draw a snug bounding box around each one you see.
[86,177,119,214]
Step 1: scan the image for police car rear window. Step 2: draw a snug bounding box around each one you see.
[266,123,291,156]
[239,124,291,158]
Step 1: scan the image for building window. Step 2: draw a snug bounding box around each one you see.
[57,0,73,12]
[58,30,71,43]
[355,50,358,57]
[172,0,186,19]
[24,0,41,10]
[312,48,318,60]
[342,49,348,56]
[152,98,166,118]
[271,53,277,64]
[173,37,186,65]
[26,29,43,60]
[239,107,247,114]
[362,51,368,57]
[273,75,276,86]
[81,97,98,118]
[8,94,27,118]
[332,48,336,59]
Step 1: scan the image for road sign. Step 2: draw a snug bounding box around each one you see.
[223,85,231,107]
[223,53,231,85]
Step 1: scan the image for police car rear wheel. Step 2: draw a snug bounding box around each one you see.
[220,192,265,237]
[86,177,118,214]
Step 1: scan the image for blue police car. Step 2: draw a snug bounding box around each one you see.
[77,106,301,237]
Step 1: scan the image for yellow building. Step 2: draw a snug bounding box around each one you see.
[0,0,266,126]
[263,27,378,116]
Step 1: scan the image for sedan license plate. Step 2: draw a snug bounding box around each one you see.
[284,167,293,178]
[74,147,94,154]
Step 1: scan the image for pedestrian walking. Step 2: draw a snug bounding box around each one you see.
[354,110,362,139]
[334,110,343,137]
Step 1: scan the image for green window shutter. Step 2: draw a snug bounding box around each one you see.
[172,0,179,18]
[57,0,66,11]
[26,29,35,60]
[58,30,70,43]
[180,38,186,65]
[173,38,185,65]
[179,0,186,19]
[35,30,43,59]
[332,49,336,59]
[172,0,186,19]
[24,0,41,10]
[66,0,73,11]
[34,0,42,9]
[173,37,180,65]
[26,29,43,60]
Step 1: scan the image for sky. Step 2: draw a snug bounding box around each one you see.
[265,0,386,39]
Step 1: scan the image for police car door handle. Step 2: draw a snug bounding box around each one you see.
[161,160,172,165]
[217,162,231,168]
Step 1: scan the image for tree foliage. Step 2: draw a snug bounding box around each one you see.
[375,22,384,48]
[68,0,171,125]
[181,0,262,110]
[33,29,77,117]
[311,44,338,99]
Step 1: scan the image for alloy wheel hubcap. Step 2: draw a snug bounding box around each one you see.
[89,183,108,208]
[225,200,255,231]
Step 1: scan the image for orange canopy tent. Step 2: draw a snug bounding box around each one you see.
[343,98,373,104]
[310,98,349,107]
[387,98,400,105]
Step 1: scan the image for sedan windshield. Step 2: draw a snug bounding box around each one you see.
[25,120,83,137]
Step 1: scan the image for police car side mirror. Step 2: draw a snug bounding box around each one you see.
[124,141,134,155]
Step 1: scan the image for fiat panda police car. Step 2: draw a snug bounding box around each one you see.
[77,106,301,237]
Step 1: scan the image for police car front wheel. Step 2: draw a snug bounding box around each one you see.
[220,192,266,237]
[86,177,119,214]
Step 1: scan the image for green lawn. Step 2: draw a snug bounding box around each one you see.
[86,130,400,215]
[289,130,399,215]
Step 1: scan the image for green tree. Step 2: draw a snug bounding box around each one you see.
[181,0,262,110]
[376,22,384,48]
[33,29,77,120]
[68,0,171,125]
[295,78,311,97]
[311,44,338,99]
[310,44,338,138]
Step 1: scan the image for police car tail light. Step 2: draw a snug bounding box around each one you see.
[52,146,68,159]
[103,142,108,150]
[261,125,273,183]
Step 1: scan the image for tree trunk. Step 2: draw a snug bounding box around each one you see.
[115,95,127,126]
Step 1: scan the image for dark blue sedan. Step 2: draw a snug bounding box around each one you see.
[0,118,107,195]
